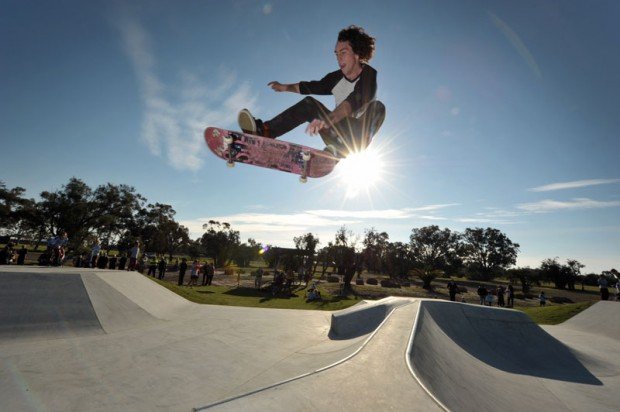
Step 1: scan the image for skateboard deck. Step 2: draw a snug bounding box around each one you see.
[204,127,339,181]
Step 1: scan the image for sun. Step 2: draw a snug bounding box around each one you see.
[335,146,386,198]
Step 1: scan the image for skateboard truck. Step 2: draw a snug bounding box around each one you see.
[299,151,312,183]
[224,133,235,167]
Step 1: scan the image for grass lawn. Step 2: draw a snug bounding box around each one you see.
[519,301,595,325]
[151,277,364,311]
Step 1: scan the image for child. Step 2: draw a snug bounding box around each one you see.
[188,260,200,287]
[539,291,547,306]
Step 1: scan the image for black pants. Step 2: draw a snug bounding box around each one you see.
[266,97,386,155]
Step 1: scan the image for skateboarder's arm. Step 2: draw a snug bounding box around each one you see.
[268,81,300,93]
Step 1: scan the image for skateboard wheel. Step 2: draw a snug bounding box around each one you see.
[301,151,311,162]
[224,135,233,145]
[299,176,307,183]
[227,161,235,168]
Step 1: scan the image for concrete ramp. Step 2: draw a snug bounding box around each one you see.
[329,296,412,339]
[557,301,620,341]
[0,272,103,340]
[409,300,615,412]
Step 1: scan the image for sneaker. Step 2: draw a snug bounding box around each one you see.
[238,109,257,134]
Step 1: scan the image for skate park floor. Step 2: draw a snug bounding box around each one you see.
[0,266,618,411]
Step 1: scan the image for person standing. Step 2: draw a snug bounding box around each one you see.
[147,255,157,277]
[255,267,264,289]
[157,256,167,280]
[447,281,458,302]
[598,275,609,300]
[206,262,215,286]
[507,284,515,308]
[17,245,27,265]
[178,258,188,286]
[539,291,547,306]
[89,239,101,268]
[497,286,505,307]
[129,241,140,271]
[477,285,488,305]
[188,261,200,287]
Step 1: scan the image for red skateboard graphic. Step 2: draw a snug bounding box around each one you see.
[204,127,339,182]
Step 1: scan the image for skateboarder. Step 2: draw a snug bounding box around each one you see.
[238,25,385,158]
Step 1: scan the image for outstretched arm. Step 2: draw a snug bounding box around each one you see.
[268,81,300,93]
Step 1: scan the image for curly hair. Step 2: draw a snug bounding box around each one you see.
[338,25,376,62]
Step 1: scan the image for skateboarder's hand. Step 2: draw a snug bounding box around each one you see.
[306,119,328,136]
[268,81,287,92]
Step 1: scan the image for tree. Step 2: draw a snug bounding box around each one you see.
[540,258,582,290]
[200,220,240,266]
[383,241,415,279]
[461,227,519,280]
[331,226,359,292]
[0,181,29,235]
[410,226,461,272]
[294,232,320,274]
[362,228,389,274]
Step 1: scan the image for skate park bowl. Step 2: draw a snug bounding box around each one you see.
[409,300,618,411]
[0,266,618,411]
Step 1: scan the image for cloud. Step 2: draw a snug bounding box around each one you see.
[528,179,620,192]
[517,198,620,213]
[115,14,256,171]
[179,205,457,240]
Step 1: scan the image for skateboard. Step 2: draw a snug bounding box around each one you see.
[204,127,339,182]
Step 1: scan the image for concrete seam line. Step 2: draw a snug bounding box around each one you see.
[405,300,450,412]
[192,299,415,411]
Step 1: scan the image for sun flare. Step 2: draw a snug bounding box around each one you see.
[336,147,385,198]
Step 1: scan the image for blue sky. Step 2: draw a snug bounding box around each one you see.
[1,0,619,273]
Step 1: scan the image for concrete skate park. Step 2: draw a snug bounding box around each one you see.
[1,266,618,411]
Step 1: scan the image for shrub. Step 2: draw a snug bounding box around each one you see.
[366,278,378,285]
[457,286,468,293]
[380,279,401,288]
[224,266,237,276]
[327,275,340,283]
[550,296,574,304]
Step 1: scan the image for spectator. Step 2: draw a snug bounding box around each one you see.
[539,291,547,306]
[128,241,140,271]
[108,254,117,270]
[147,255,157,277]
[254,268,264,289]
[616,281,620,301]
[507,284,515,308]
[178,258,188,286]
[306,282,322,302]
[97,252,108,269]
[17,245,27,265]
[188,260,200,287]
[497,286,505,307]
[477,285,488,305]
[157,256,167,280]
[485,292,494,306]
[90,240,101,268]
[118,254,127,270]
[206,262,215,286]
[201,261,209,286]
[598,275,609,300]
[447,281,458,302]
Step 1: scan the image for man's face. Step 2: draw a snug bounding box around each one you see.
[334,41,360,78]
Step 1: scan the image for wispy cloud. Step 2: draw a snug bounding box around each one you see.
[115,14,256,171]
[179,205,457,240]
[517,198,620,213]
[528,179,620,192]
